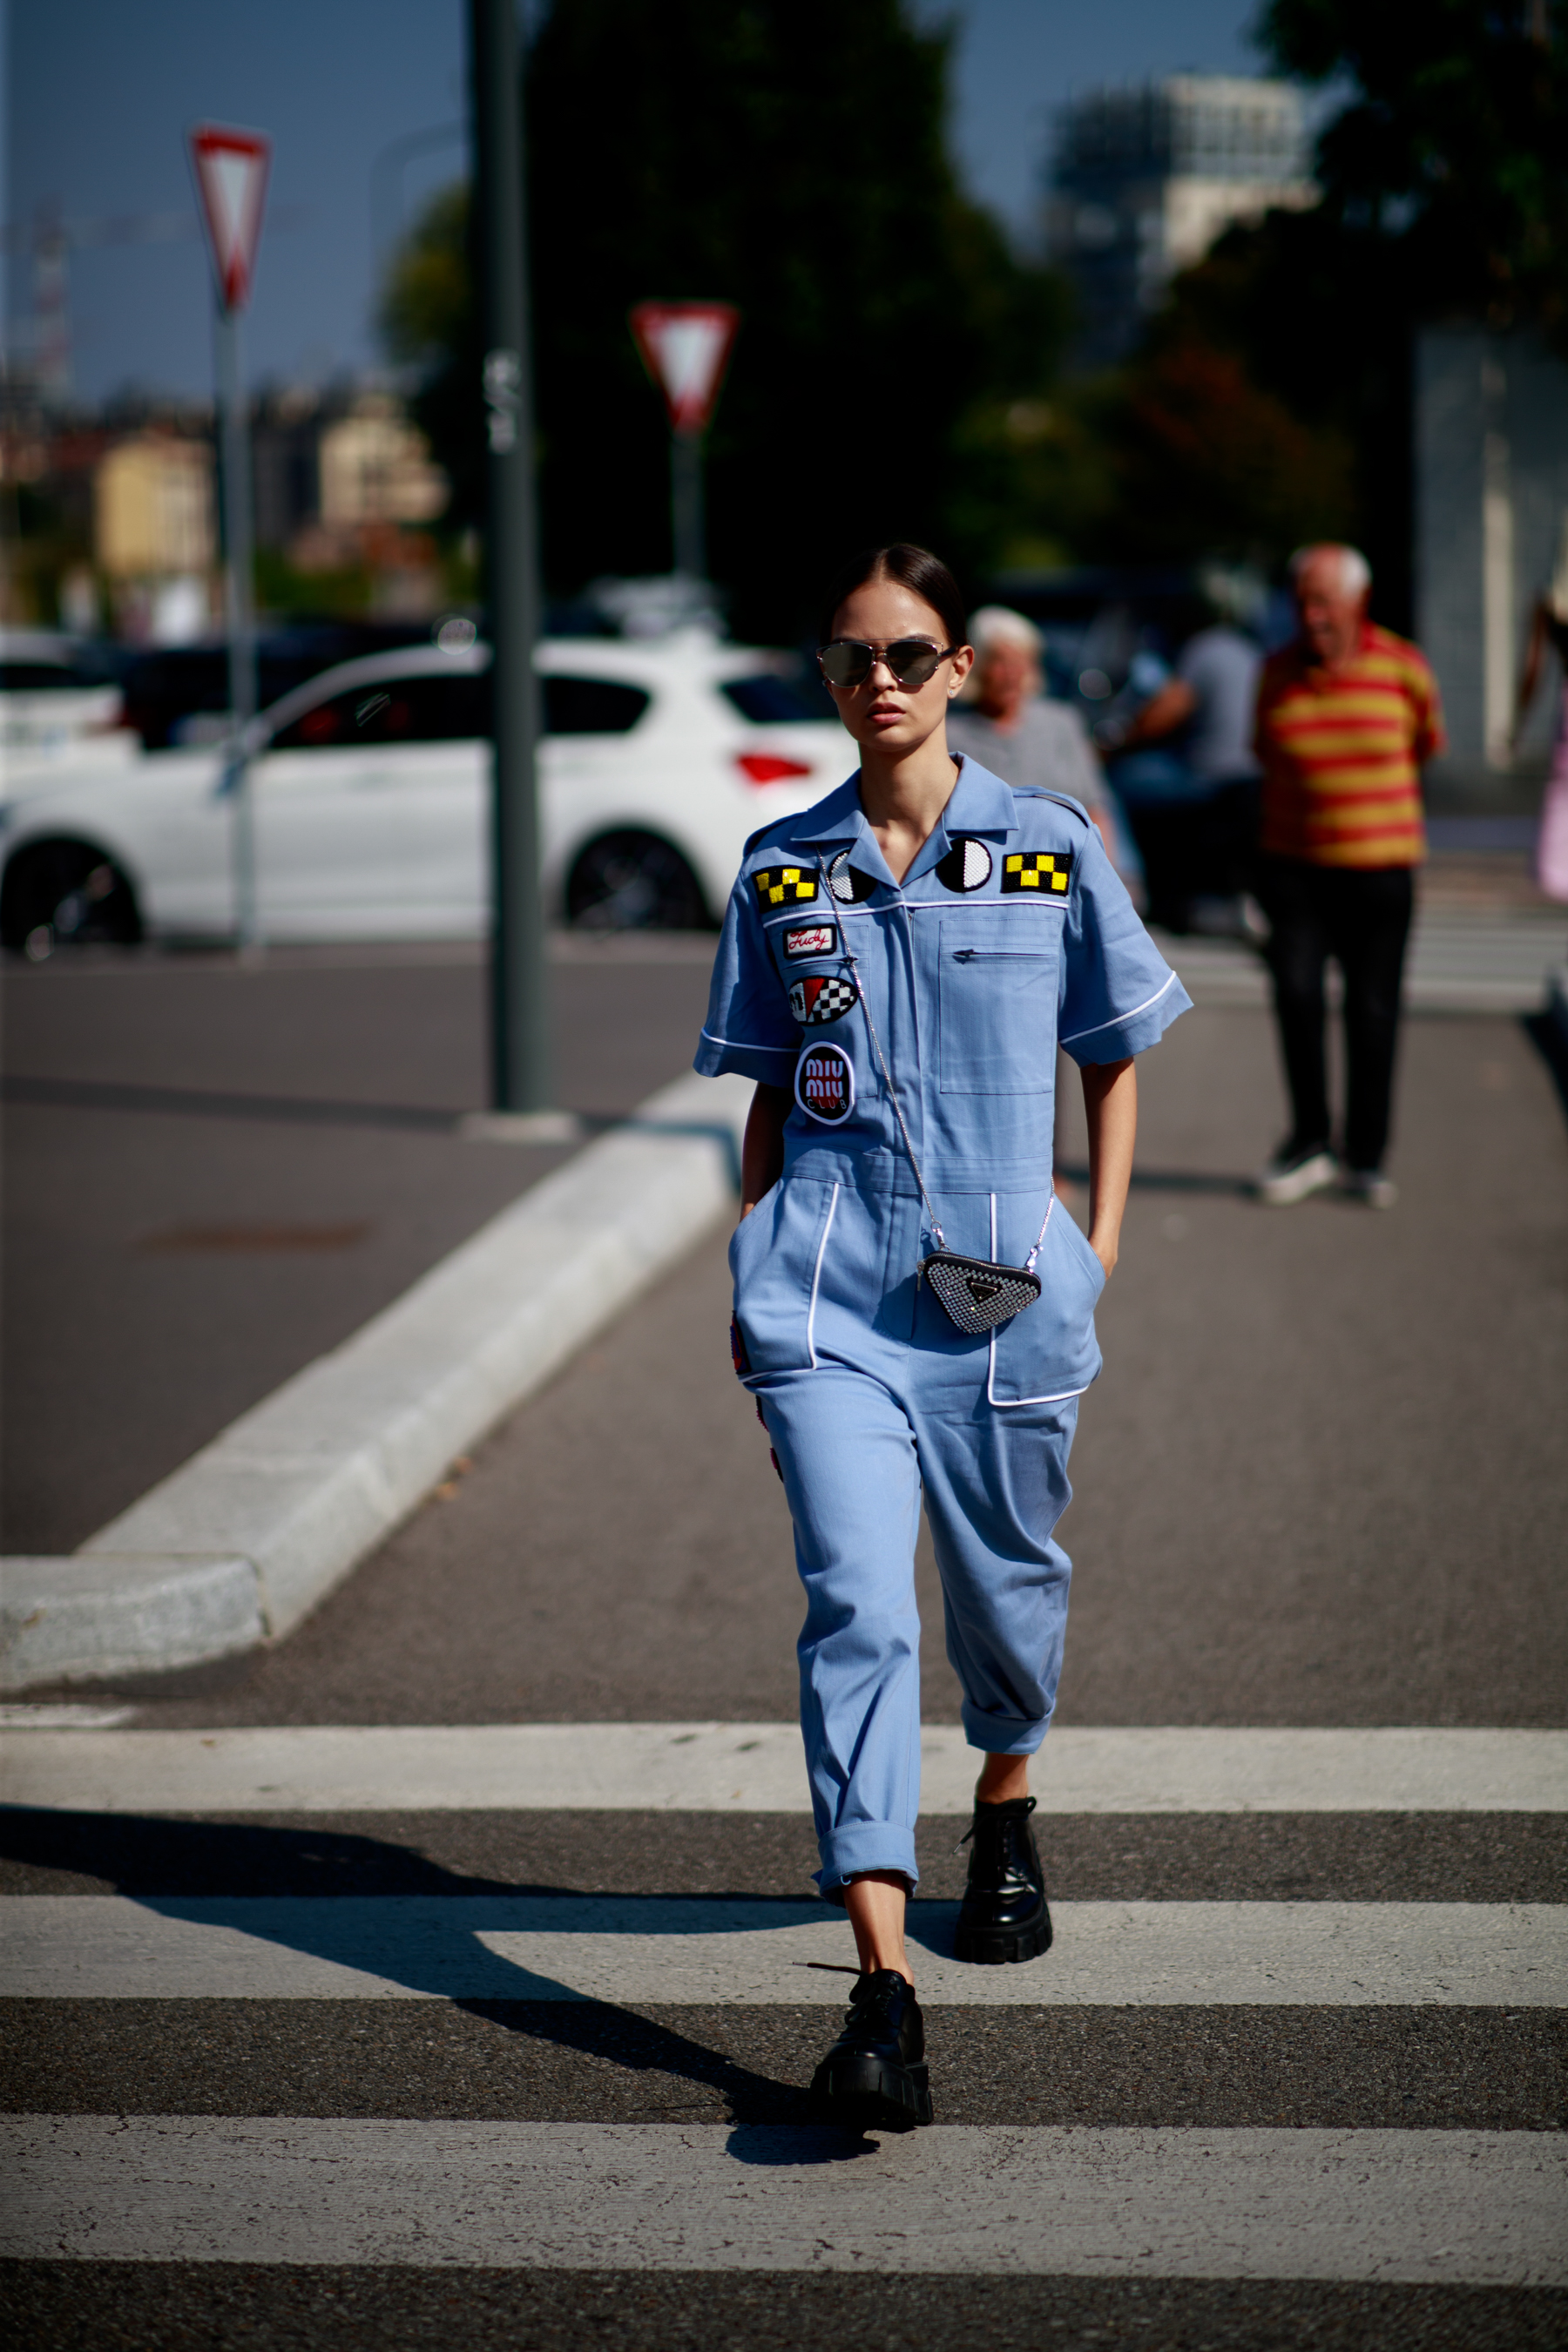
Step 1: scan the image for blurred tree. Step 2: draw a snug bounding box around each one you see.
[1257,0,1568,339]
[1085,341,1356,564]
[1066,0,1567,620]
[382,184,484,547]
[382,0,1071,639]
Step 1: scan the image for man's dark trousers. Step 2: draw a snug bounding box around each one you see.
[1254,857,1415,1173]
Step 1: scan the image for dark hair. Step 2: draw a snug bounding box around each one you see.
[818,544,968,650]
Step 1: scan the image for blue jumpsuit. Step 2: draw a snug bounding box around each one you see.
[695,757,1190,1897]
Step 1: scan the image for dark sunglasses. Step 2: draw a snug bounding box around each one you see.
[817,637,958,690]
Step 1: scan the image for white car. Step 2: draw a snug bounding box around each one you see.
[0,630,125,759]
[0,631,850,955]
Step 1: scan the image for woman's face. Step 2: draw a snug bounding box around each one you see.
[824,578,974,759]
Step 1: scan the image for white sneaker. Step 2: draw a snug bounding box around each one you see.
[1255,1146,1338,1206]
[1342,1168,1398,1209]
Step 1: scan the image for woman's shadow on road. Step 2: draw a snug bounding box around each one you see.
[1,1808,896,2164]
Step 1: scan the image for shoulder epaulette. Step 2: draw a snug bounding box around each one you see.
[1010,787,1091,828]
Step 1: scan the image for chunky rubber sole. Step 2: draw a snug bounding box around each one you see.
[810,2054,933,2132]
[953,1903,1052,1965]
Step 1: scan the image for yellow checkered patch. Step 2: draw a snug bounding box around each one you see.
[753,865,818,909]
[1002,851,1073,895]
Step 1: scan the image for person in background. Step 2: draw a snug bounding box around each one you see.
[1251,544,1446,1209]
[1511,517,1568,905]
[948,606,1134,882]
[1095,585,1263,936]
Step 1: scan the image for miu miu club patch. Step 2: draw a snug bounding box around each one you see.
[794,1040,855,1125]
[790,972,857,1026]
[1003,850,1073,895]
[936,836,993,892]
[754,865,818,909]
[782,922,837,960]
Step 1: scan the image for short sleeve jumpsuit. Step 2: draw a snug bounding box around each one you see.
[695,756,1191,1898]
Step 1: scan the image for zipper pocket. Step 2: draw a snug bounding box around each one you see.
[951,946,1055,962]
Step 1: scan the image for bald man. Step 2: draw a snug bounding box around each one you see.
[1251,545,1445,1208]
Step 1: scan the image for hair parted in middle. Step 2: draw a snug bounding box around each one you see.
[818,544,969,652]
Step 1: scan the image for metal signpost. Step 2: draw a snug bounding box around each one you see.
[470,0,557,1122]
[629,302,740,581]
[188,123,271,958]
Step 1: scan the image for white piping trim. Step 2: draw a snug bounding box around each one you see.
[700,1028,797,1056]
[805,1182,840,1369]
[903,897,1067,914]
[1059,967,1178,1047]
[986,1188,1093,1409]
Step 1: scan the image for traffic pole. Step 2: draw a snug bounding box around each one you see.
[213,301,260,956]
[189,123,271,960]
[671,424,703,580]
[470,0,551,1116]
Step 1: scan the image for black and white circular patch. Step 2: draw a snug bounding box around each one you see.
[794,1040,856,1125]
[936,835,994,893]
[790,973,858,1026]
[828,851,878,904]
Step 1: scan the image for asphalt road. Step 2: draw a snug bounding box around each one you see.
[102,997,1568,1734]
[4,945,1566,2351]
[0,938,714,1552]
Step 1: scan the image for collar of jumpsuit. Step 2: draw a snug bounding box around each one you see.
[698,752,1184,1197]
[788,754,1023,893]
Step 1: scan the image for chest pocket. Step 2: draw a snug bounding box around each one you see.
[938,913,1061,1095]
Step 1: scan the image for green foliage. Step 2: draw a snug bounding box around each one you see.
[1077,0,1568,614]
[387,0,1070,638]
[1255,0,1568,338]
[1081,339,1357,565]
[254,546,375,621]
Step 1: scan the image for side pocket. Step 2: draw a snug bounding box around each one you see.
[987,1191,1103,1407]
[730,1178,839,1377]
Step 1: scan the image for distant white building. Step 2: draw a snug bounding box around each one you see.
[94,434,214,578]
[318,394,448,531]
[1047,76,1315,366]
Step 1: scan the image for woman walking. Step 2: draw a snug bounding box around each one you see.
[695,544,1190,2129]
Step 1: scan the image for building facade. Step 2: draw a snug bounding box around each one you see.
[1416,328,1568,793]
[1046,76,1315,367]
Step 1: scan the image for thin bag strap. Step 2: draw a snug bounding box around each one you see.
[830,858,1052,1270]
[836,909,947,1251]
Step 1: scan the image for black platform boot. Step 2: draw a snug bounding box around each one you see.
[954,1794,1051,1964]
[809,1969,934,2131]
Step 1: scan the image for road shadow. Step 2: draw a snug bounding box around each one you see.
[1522,1010,1568,1132]
[0,1808,885,2146]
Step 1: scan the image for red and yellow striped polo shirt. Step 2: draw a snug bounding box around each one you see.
[1254,624,1446,868]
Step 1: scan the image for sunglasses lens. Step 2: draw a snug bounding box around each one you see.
[819,642,872,688]
[885,640,942,685]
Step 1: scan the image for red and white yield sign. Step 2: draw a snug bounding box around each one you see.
[188,123,273,312]
[630,301,740,436]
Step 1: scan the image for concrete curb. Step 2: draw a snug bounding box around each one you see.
[0,1071,751,1692]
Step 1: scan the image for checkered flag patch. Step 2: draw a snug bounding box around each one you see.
[790,973,858,1026]
[753,865,818,908]
[1002,850,1073,895]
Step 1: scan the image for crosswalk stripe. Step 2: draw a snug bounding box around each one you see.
[5,2116,1563,2281]
[4,1722,1562,1815]
[4,1895,1561,2007]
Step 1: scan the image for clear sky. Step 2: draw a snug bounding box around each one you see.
[3,1,1269,409]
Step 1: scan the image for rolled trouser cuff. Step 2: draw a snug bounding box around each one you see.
[815,1821,921,1903]
[962,1700,1051,1756]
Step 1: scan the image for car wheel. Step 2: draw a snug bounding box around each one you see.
[1,840,143,959]
[565,830,709,931]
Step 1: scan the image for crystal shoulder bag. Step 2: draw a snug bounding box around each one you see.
[836,905,1053,1336]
